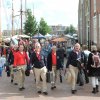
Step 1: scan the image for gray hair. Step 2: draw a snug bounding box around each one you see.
[91,45,97,51]
[35,42,41,48]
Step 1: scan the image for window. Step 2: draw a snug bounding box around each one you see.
[94,0,96,12]
[93,16,97,44]
[81,0,83,4]
[99,14,100,38]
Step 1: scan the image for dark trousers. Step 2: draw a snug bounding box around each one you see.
[77,68,89,85]
[83,68,89,83]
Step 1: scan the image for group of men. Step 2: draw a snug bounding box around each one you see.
[1,40,100,95]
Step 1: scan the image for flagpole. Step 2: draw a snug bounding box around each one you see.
[20,0,23,35]
[0,0,2,40]
[12,0,14,36]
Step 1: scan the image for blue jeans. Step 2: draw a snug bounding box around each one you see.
[0,67,3,77]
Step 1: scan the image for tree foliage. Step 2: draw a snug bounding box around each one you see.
[24,9,37,36]
[64,24,76,35]
[39,18,51,35]
[64,26,70,34]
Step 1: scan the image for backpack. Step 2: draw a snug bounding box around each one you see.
[92,53,100,68]
[83,50,90,63]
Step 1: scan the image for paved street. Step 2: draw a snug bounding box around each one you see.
[0,71,100,100]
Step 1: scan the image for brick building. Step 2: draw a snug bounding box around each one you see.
[78,0,100,48]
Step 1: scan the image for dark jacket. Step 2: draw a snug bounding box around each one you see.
[30,51,45,69]
[57,48,65,59]
[87,52,100,76]
[47,51,63,71]
[8,51,14,65]
[66,50,84,68]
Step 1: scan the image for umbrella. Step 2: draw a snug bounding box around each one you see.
[18,35,30,38]
[12,35,19,39]
[65,34,73,39]
[3,37,11,42]
[11,38,18,45]
[33,33,45,39]
[52,37,67,42]
[12,35,30,39]
[45,33,52,37]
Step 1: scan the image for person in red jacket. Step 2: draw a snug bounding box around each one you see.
[14,44,29,91]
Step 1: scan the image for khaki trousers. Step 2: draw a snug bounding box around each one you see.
[51,66,60,87]
[69,65,79,90]
[9,65,14,80]
[16,65,26,88]
[10,65,18,83]
[34,66,47,92]
[13,69,18,84]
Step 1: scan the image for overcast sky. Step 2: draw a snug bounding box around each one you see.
[1,0,79,31]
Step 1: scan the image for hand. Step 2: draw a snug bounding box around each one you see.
[13,66,16,68]
[87,70,89,73]
[66,68,69,71]
[4,67,7,72]
[81,63,84,67]
[30,70,33,74]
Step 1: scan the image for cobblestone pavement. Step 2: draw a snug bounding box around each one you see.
[0,70,100,100]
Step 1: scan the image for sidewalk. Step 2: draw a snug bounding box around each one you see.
[0,71,100,100]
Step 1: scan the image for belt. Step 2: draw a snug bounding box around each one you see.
[52,64,56,66]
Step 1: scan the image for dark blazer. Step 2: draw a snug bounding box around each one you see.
[87,52,100,76]
[8,51,14,65]
[66,50,85,68]
[30,51,45,69]
[47,51,63,71]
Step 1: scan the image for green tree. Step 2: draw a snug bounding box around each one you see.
[64,26,70,34]
[24,9,37,36]
[69,24,76,35]
[64,24,76,35]
[39,18,51,35]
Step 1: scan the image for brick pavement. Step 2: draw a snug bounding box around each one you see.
[0,71,100,100]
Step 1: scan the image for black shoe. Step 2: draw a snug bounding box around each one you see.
[22,87,25,90]
[43,92,48,95]
[92,88,96,94]
[51,87,54,90]
[86,81,89,84]
[86,80,89,84]
[96,85,99,93]
[79,83,84,86]
[51,86,56,90]
[37,91,42,94]
[19,88,23,91]
[14,83,18,85]
[71,90,77,94]
[53,86,56,88]
[11,79,13,83]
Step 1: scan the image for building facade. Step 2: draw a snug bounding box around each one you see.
[50,25,67,35]
[2,29,23,38]
[78,0,100,48]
